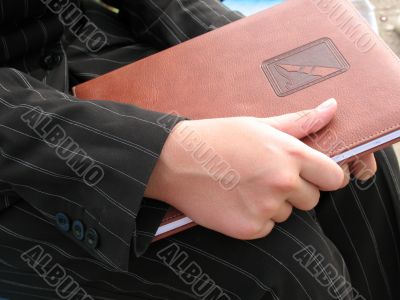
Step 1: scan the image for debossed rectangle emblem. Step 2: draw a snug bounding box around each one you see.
[262,38,349,97]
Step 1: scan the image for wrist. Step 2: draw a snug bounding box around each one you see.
[144,120,188,203]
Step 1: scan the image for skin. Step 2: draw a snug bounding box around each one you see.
[145,98,377,240]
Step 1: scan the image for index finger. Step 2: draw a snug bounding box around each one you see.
[297,143,345,191]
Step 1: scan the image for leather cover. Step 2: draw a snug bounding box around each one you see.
[73,0,400,240]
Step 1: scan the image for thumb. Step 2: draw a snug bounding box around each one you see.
[263,98,338,139]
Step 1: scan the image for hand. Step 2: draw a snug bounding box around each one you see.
[341,154,377,186]
[145,99,345,240]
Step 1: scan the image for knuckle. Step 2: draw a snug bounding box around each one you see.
[257,221,275,238]
[237,219,265,239]
[302,190,321,210]
[260,199,281,215]
[287,146,306,160]
[278,206,293,223]
[276,215,290,224]
[273,203,293,223]
[237,219,276,240]
[275,172,299,192]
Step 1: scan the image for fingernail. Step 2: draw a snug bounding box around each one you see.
[317,98,336,110]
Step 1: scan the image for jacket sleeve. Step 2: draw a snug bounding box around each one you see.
[110,0,243,48]
[0,67,184,271]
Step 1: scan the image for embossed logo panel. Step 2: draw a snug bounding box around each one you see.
[262,38,349,97]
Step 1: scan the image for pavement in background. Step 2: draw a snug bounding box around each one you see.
[394,143,400,164]
[370,0,400,164]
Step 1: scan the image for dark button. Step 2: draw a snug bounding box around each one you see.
[72,220,85,241]
[41,52,63,70]
[55,213,70,232]
[85,228,99,249]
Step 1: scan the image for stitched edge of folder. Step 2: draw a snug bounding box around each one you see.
[161,212,185,224]
[322,1,400,157]
[329,123,400,156]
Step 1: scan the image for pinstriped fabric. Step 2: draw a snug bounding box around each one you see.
[0,202,348,300]
[0,0,64,65]
[0,67,185,272]
[0,1,399,299]
[0,0,46,25]
[316,148,400,300]
[0,15,64,65]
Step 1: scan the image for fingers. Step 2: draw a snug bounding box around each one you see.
[272,201,293,223]
[258,98,344,191]
[287,177,321,211]
[259,177,322,229]
[270,178,320,224]
[349,153,377,180]
[248,220,276,240]
[298,144,345,191]
[340,163,351,188]
[269,177,320,226]
[271,178,320,223]
[263,98,337,139]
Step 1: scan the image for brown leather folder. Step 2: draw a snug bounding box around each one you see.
[73,0,400,241]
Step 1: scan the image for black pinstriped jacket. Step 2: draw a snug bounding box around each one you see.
[0,0,241,272]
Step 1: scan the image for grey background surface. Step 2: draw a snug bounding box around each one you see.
[370,0,400,163]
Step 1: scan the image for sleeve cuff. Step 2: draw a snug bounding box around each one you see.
[0,68,187,272]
